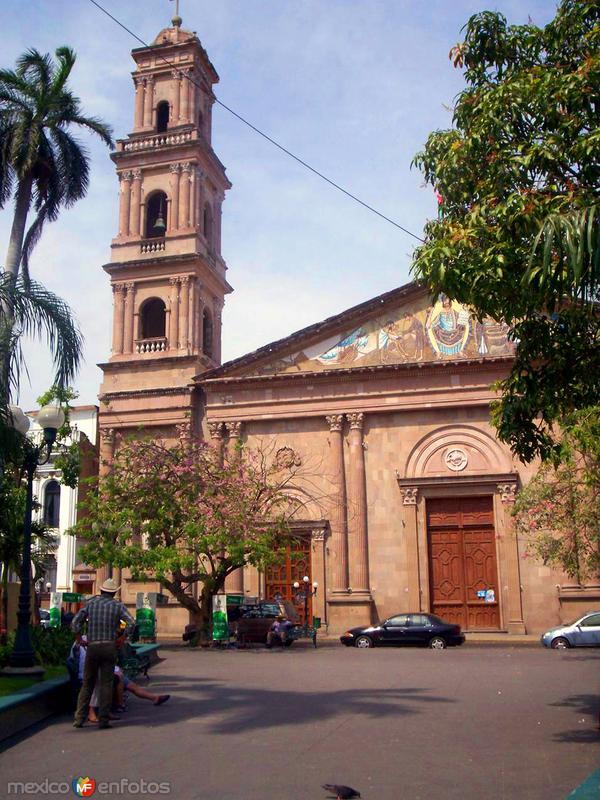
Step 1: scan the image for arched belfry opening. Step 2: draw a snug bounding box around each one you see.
[140,298,167,340]
[145,191,167,238]
[202,308,213,357]
[156,101,170,133]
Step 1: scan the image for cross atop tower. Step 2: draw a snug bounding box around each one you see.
[170,0,182,28]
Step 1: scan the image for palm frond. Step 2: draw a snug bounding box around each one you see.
[0,275,83,394]
[50,126,89,205]
[15,49,53,95]
[64,113,114,149]
[526,205,600,308]
[50,47,76,94]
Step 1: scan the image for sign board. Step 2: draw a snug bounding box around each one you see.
[212,594,229,641]
[226,594,244,606]
[135,592,157,640]
[62,592,82,603]
[49,592,62,628]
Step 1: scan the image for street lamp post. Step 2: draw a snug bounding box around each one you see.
[293,575,318,628]
[2,403,65,676]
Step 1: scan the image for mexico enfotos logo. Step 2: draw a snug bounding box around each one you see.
[7,777,171,795]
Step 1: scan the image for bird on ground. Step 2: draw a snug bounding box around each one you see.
[322,785,361,800]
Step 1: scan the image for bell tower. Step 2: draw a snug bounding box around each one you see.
[98,13,232,438]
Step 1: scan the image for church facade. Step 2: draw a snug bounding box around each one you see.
[96,16,588,637]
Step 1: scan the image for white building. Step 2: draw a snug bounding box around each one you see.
[28,406,99,594]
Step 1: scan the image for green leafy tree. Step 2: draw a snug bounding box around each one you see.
[72,437,318,642]
[412,1,600,462]
[513,406,600,581]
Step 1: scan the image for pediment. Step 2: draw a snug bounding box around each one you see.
[203,283,516,382]
[234,295,514,378]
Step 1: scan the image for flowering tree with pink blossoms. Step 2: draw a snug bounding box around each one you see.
[513,407,600,582]
[73,436,315,641]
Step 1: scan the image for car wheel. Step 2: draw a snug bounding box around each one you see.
[429,636,447,650]
[551,636,571,650]
[355,635,373,648]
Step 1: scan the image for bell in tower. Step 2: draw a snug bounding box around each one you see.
[98,11,232,441]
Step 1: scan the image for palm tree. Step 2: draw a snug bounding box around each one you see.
[0,274,83,429]
[0,46,113,281]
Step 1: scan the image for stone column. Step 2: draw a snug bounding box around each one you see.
[118,171,132,237]
[197,296,205,353]
[169,163,181,231]
[208,421,225,461]
[326,414,348,592]
[224,421,242,458]
[213,300,223,364]
[188,276,196,350]
[134,77,145,130]
[179,163,191,228]
[171,70,181,123]
[497,482,526,634]
[123,282,136,354]
[180,70,190,123]
[143,77,154,128]
[400,486,421,612]
[179,276,190,351]
[347,413,370,593]
[99,427,115,476]
[189,167,197,229]
[112,284,126,355]
[169,278,180,351]
[129,169,143,238]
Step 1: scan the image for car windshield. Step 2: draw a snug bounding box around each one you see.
[426,614,446,625]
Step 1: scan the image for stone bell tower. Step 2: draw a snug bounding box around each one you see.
[98,12,232,445]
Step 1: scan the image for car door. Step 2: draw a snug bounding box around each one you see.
[573,613,600,646]
[379,614,410,645]
[404,614,432,645]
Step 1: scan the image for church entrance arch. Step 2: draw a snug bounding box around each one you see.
[427,496,500,630]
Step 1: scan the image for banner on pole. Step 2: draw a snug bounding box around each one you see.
[49,592,62,628]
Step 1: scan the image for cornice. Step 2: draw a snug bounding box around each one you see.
[99,385,193,401]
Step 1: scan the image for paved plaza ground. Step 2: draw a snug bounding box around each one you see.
[1,643,599,800]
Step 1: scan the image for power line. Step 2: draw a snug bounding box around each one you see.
[87,0,425,243]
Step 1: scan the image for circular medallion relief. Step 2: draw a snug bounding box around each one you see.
[444,447,468,472]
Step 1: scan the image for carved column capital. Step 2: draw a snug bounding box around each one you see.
[112,283,127,295]
[169,277,181,287]
[180,275,190,287]
[171,69,180,80]
[170,163,181,174]
[144,76,154,87]
[207,421,224,441]
[311,527,328,542]
[497,482,518,504]
[131,168,143,181]
[124,281,135,292]
[134,76,145,88]
[326,414,345,433]
[224,421,242,439]
[401,487,419,506]
[181,162,192,174]
[100,427,115,445]
[119,170,132,182]
[347,412,365,431]
[176,421,192,441]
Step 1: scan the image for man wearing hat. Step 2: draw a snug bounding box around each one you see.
[71,578,135,729]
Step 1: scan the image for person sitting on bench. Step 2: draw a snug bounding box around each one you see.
[266,615,294,647]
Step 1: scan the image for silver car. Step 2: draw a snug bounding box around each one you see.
[541,611,600,649]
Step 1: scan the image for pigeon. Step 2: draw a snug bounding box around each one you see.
[322,785,361,800]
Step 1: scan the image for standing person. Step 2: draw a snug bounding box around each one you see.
[71,579,135,729]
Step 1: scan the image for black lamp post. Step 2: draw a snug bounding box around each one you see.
[2,403,65,676]
[293,575,318,628]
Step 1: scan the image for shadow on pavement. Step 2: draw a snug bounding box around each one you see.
[93,676,455,736]
[550,693,600,743]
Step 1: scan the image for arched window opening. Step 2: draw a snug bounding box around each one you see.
[156,101,170,133]
[198,108,204,133]
[140,298,166,339]
[202,309,213,357]
[145,191,167,239]
[203,203,213,248]
[44,480,61,527]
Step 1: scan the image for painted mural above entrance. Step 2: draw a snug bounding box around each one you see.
[252,295,515,376]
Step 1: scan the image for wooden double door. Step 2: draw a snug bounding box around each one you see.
[265,537,312,624]
[427,496,500,630]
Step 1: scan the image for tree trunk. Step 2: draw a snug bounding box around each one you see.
[4,175,33,280]
[1,566,9,645]
[1,174,33,405]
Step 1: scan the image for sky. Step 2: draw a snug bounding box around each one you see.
[1,0,556,411]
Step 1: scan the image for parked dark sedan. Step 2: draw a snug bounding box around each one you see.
[340,612,465,649]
